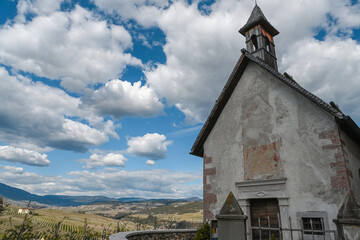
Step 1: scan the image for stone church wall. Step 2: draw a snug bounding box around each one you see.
[339,129,360,201]
[202,61,349,231]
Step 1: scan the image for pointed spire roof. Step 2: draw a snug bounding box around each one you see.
[239,5,279,36]
[247,4,268,23]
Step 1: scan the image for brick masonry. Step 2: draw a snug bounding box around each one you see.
[319,129,351,190]
[203,155,217,221]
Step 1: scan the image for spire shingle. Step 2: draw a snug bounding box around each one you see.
[239,5,279,36]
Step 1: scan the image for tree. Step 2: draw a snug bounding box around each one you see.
[0,196,5,214]
[2,210,37,240]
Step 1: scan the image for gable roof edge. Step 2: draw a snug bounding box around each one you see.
[337,116,360,147]
[246,52,344,119]
[190,52,249,157]
[190,49,359,157]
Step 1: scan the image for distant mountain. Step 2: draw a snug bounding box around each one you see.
[0,182,202,207]
[0,182,117,207]
[116,197,202,204]
[144,197,202,205]
[117,197,146,203]
[0,182,40,202]
[183,197,202,202]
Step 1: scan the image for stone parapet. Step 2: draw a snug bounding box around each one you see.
[123,229,197,240]
[109,231,136,240]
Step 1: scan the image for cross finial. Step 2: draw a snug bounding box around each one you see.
[253,0,257,6]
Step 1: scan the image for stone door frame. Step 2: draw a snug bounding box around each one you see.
[235,178,289,239]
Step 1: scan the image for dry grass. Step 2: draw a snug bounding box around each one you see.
[130,210,203,223]
[0,205,134,236]
[0,201,203,236]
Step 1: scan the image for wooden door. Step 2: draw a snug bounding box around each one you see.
[250,198,280,240]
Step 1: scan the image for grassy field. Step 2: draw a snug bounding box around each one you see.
[0,205,133,238]
[127,201,203,229]
[0,201,203,238]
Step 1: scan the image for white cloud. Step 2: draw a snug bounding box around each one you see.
[92,0,360,124]
[0,5,141,92]
[63,169,201,198]
[0,67,115,152]
[49,119,109,151]
[0,167,50,185]
[146,160,155,165]
[0,165,24,174]
[80,153,127,169]
[0,168,202,198]
[281,37,360,119]
[324,0,360,34]
[127,133,172,160]
[82,80,164,119]
[0,146,50,166]
[92,0,169,27]
[93,0,250,123]
[168,125,203,137]
[16,0,64,21]
[144,1,248,123]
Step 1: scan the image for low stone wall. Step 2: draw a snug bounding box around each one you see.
[109,231,136,240]
[125,229,197,240]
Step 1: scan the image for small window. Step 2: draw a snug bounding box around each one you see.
[302,217,324,235]
[297,211,330,239]
[265,36,271,52]
[251,34,258,51]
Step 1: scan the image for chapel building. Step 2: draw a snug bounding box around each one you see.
[190,4,360,239]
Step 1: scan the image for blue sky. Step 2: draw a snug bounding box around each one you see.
[0,0,359,199]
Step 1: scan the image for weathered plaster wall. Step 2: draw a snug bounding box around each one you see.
[340,130,360,202]
[203,61,348,230]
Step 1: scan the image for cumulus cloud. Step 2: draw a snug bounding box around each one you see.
[281,37,360,119]
[127,133,172,160]
[0,146,50,166]
[0,167,202,198]
[0,165,25,174]
[80,153,127,169]
[16,0,64,21]
[92,0,360,124]
[0,67,114,152]
[93,0,250,123]
[146,160,155,165]
[0,166,50,185]
[82,80,164,119]
[49,119,109,151]
[144,1,246,123]
[92,0,169,27]
[0,5,141,92]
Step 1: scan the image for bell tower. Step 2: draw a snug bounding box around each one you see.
[239,4,279,70]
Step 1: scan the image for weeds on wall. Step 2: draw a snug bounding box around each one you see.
[194,222,210,240]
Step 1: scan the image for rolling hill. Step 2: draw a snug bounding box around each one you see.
[0,182,201,207]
